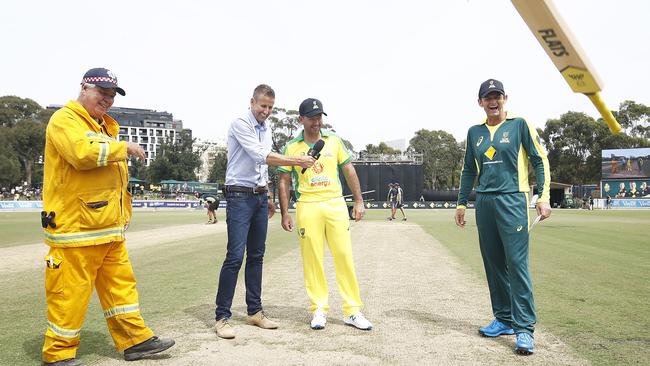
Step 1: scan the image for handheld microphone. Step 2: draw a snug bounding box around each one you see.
[301,139,325,174]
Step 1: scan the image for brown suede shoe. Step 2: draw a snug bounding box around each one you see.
[216,318,235,339]
[246,310,278,329]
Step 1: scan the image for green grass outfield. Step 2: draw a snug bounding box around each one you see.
[0,210,207,249]
[408,209,650,366]
[0,209,648,365]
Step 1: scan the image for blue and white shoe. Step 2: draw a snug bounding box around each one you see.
[515,332,535,355]
[478,319,515,337]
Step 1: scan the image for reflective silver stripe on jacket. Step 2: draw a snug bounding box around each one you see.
[97,142,109,167]
[44,227,125,244]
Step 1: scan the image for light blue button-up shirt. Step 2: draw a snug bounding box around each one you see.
[224,110,273,188]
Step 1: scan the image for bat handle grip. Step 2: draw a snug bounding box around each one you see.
[586,92,622,134]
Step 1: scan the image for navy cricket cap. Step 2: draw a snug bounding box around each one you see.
[82,68,126,96]
[478,79,505,98]
[299,98,327,117]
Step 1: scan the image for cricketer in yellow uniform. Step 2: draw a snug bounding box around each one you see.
[278,98,372,331]
[41,68,173,365]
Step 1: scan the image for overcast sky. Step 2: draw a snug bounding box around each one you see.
[2,0,648,150]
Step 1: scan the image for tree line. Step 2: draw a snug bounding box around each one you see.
[366,101,650,189]
[1,95,648,193]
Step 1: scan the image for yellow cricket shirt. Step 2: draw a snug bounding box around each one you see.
[278,129,351,202]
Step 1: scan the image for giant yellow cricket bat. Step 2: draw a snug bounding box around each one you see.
[512,0,622,134]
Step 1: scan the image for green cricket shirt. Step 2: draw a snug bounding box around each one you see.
[457,113,550,208]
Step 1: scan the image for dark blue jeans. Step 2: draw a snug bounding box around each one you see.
[215,191,268,320]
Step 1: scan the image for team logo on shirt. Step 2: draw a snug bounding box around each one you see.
[499,132,510,144]
[299,228,305,238]
[516,225,523,232]
[312,161,324,174]
[476,136,484,147]
[484,146,496,160]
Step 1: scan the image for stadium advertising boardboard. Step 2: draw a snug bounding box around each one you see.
[609,199,650,208]
[601,180,650,199]
[273,201,473,210]
[159,180,220,194]
[0,201,42,210]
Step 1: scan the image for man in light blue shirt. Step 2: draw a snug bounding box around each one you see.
[224,108,272,188]
[215,84,315,339]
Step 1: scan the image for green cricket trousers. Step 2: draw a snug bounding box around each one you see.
[475,192,536,334]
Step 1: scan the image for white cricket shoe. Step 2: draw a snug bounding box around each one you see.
[310,309,327,330]
[344,312,373,330]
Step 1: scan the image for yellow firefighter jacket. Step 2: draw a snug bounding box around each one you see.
[43,100,132,247]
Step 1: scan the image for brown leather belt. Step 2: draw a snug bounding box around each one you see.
[224,185,268,194]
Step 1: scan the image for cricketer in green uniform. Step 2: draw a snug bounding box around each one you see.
[278,98,372,331]
[455,79,552,355]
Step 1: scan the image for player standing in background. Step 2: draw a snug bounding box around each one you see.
[606,195,612,209]
[386,183,397,220]
[202,193,219,224]
[394,183,407,221]
[455,79,551,355]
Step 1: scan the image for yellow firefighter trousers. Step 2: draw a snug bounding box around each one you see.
[296,198,363,316]
[42,241,154,363]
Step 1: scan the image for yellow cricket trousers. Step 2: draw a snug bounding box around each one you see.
[296,198,363,316]
[42,241,154,363]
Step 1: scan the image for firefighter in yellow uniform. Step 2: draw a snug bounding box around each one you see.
[278,98,372,331]
[41,68,174,366]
